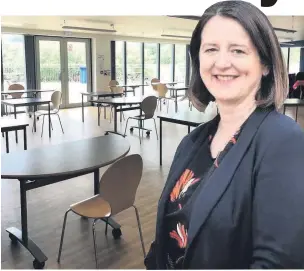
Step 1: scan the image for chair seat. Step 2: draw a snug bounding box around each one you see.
[35,109,58,116]
[130,114,148,120]
[70,195,111,219]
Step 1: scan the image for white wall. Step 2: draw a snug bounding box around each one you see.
[2,26,189,92]
[93,36,111,91]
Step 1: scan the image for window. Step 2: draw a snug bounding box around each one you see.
[281,47,289,72]
[126,42,142,84]
[2,34,27,90]
[160,44,173,82]
[115,41,124,84]
[175,44,186,83]
[289,47,301,74]
[144,43,158,84]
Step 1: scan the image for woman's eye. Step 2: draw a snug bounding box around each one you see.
[205,48,217,53]
[232,49,245,54]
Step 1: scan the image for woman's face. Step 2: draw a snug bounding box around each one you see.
[199,15,268,105]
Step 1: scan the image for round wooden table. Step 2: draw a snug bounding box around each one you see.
[1,134,130,269]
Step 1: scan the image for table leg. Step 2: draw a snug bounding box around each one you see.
[188,125,190,134]
[160,118,163,166]
[48,102,51,138]
[120,106,122,122]
[283,105,286,115]
[14,106,17,119]
[24,127,27,150]
[295,106,299,122]
[5,131,9,153]
[34,106,37,133]
[94,169,99,195]
[114,106,118,132]
[82,94,84,122]
[6,181,48,268]
[98,105,100,126]
[15,130,18,143]
[175,90,178,113]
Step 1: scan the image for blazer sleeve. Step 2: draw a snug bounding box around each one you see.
[251,126,304,268]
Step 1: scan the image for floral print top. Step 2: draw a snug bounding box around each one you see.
[164,120,244,269]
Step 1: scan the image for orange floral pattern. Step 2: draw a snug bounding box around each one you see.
[170,169,200,202]
[169,223,188,248]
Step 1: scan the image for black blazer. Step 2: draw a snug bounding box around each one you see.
[145,107,304,269]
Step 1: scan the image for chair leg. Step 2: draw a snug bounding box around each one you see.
[92,219,98,269]
[41,115,45,137]
[153,118,158,140]
[141,120,144,139]
[32,113,36,133]
[124,117,130,136]
[133,205,146,258]
[50,118,53,131]
[57,209,71,263]
[57,114,64,134]
[104,217,109,235]
[138,120,141,144]
[110,106,113,123]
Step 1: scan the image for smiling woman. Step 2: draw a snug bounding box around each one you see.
[188,1,288,112]
[199,16,270,106]
[144,0,304,269]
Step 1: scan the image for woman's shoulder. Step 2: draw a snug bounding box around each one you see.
[259,110,304,139]
[254,109,304,155]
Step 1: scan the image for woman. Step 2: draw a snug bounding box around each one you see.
[144,0,304,269]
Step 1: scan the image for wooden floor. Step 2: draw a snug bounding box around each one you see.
[1,99,304,269]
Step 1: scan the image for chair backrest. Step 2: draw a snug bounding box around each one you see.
[288,73,296,86]
[8,84,24,99]
[296,72,304,80]
[8,83,24,90]
[99,154,143,215]
[109,80,119,87]
[141,96,158,118]
[51,90,62,111]
[151,78,160,91]
[156,83,168,98]
[111,86,124,94]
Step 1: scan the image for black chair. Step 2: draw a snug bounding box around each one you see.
[295,72,304,99]
[288,73,296,98]
[124,96,158,144]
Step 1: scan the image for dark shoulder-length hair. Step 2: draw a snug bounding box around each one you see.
[188,0,288,111]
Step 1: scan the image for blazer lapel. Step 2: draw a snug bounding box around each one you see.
[155,116,218,267]
[183,107,273,264]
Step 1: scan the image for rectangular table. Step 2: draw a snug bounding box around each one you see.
[1,89,54,97]
[119,84,149,96]
[283,98,304,122]
[1,118,29,153]
[167,86,188,112]
[1,89,54,116]
[158,110,208,165]
[91,96,146,134]
[1,98,52,138]
[81,91,123,122]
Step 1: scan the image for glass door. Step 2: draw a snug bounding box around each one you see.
[35,36,91,108]
[65,38,91,107]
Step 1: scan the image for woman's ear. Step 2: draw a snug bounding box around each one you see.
[262,65,269,77]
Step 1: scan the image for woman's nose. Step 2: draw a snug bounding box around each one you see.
[214,52,232,69]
